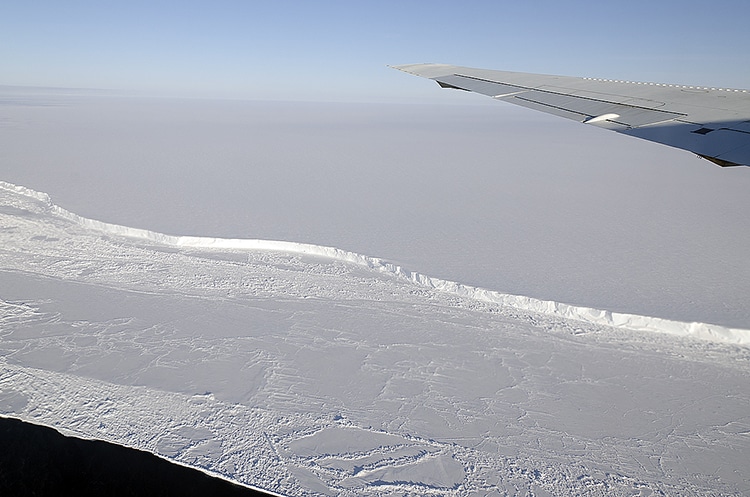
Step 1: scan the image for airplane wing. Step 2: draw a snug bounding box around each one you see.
[392,63,750,167]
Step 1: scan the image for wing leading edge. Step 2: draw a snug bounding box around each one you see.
[392,63,750,167]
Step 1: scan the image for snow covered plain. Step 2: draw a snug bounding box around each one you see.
[2,180,750,495]
[1,90,750,495]
[2,90,750,328]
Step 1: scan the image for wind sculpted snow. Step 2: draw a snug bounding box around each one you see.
[2,182,750,496]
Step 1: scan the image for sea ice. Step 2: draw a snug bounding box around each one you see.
[2,88,749,495]
[1,181,749,495]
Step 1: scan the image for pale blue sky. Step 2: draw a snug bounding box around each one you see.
[2,0,749,101]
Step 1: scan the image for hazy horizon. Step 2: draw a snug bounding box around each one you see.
[2,2,749,101]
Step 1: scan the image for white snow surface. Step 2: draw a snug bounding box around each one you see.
[2,90,750,496]
[2,181,750,496]
[5,181,748,346]
[2,92,749,328]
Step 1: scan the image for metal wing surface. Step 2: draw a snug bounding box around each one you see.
[393,63,750,167]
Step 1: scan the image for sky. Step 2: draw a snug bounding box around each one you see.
[2,0,749,101]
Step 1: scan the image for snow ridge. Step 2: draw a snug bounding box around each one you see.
[3,180,748,346]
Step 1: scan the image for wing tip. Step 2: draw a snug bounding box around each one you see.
[389,63,457,78]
